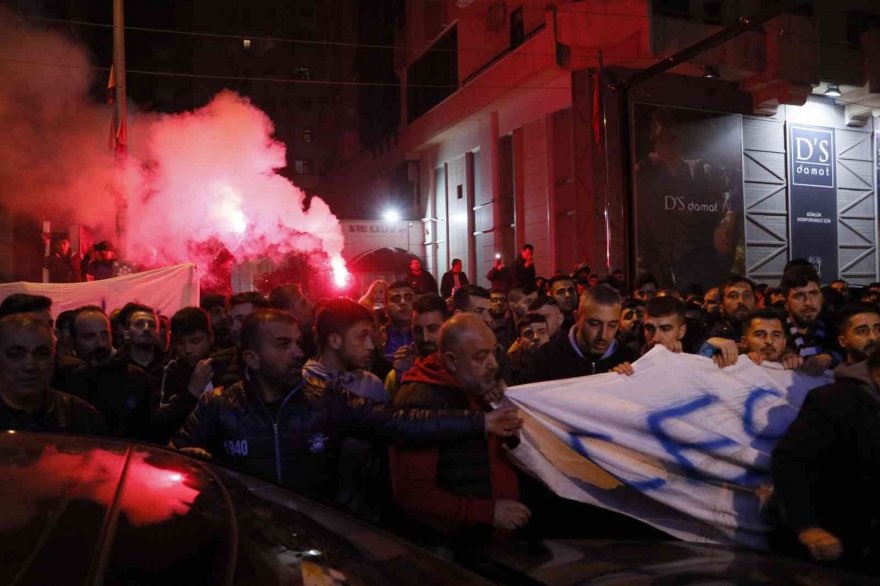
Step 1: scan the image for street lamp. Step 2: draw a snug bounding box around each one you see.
[382,209,401,222]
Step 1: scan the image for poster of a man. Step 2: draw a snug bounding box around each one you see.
[633,104,745,289]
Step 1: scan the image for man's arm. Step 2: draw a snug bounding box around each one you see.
[169,389,222,454]
[337,389,520,443]
[771,386,837,536]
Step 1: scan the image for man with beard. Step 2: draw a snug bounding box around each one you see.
[836,304,880,366]
[517,285,637,383]
[407,258,439,296]
[391,314,529,547]
[782,266,841,376]
[0,314,104,434]
[385,295,449,399]
[453,285,513,384]
[698,275,756,367]
[548,275,578,332]
[171,309,523,504]
[741,309,802,369]
[303,298,386,402]
[382,282,416,360]
[59,306,153,439]
[617,298,646,355]
[488,288,515,351]
[117,303,166,383]
[151,307,237,443]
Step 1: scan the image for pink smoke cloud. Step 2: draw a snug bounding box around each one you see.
[0,7,348,291]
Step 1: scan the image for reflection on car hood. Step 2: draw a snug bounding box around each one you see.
[0,432,492,586]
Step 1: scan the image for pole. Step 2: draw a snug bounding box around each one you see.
[599,51,612,274]
[113,0,128,262]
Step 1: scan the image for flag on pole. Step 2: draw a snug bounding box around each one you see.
[107,65,127,155]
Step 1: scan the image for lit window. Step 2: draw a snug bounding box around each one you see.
[242,39,251,50]
[294,159,314,175]
[302,128,313,143]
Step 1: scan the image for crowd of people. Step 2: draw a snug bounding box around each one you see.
[3,239,880,576]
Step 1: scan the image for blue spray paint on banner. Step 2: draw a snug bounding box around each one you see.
[788,124,838,279]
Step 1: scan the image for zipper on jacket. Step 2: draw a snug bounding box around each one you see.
[272,422,281,483]
[254,383,301,485]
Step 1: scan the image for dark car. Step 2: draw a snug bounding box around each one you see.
[0,433,872,585]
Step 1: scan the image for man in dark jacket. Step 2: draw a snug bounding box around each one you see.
[486,255,514,293]
[57,306,153,440]
[170,309,522,503]
[406,258,439,295]
[772,349,880,576]
[516,284,637,384]
[0,314,104,435]
[391,314,528,546]
[152,307,237,443]
[42,236,81,283]
[440,258,469,299]
[116,303,167,383]
[512,243,536,289]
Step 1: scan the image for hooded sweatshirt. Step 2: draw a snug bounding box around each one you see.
[391,353,519,541]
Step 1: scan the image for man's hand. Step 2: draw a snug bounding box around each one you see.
[802,353,833,376]
[781,354,804,370]
[177,447,213,460]
[392,344,416,373]
[660,341,683,353]
[187,359,214,397]
[798,527,843,562]
[706,337,739,367]
[493,500,531,530]
[746,351,764,365]
[484,406,523,437]
[485,379,507,404]
[612,362,635,376]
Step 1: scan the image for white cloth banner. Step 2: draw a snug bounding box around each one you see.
[505,346,832,550]
[0,264,200,317]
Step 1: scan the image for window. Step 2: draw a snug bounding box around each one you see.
[302,127,313,143]
[456,184,463,200]
[242,39,252,50]
[295,66,312,81]
[406,26,458,123]
[294,159,314,175]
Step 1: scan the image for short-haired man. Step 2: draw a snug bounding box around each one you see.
[508,313,550,379]
[303,298,387,403]
[836,303,880,366]
[782,266,841,376]
[200,293,233,349]
[391,314,529,545]
[517,285,637,383]
[152,307,237,442]
[487,255,514,293]
[633,273,658,302]
[228,291,270,347]
[171,309,522,502]
[772,348,880,575]
[512,243,536,289]
[58,306,154,439]
[612,296,688,376]
[407,258,439,295]
[383,281,416,360]
[0,294,53,326]
[440,259,469,299]
[548,275,578,332]
[116,302,166,381]
[741,308,801,369]
[617,299,646,354]
[528,296,564,339]
[0,314,104,434]
[698,275,756,367]
[452,285,493,328]
[385,294,450,398]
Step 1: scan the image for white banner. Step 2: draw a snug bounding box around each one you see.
[505,346,832,550]
[0,264,200,317]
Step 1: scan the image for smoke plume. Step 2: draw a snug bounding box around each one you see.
[0,7,348,291]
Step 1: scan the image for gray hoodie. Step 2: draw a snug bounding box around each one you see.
[833,360,880,406]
